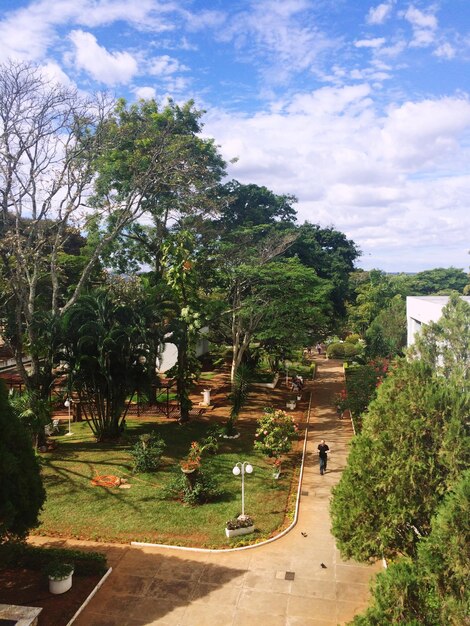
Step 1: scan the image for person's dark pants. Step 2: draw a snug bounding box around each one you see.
[319,456,327,474]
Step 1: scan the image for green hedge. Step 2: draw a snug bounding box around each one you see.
[327,342,362,359]
[0,542,107,576]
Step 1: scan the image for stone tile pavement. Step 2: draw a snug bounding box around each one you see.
[34,360,382,625]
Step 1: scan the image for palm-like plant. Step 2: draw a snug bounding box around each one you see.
[9,390,52,449]
[63,291,150,441]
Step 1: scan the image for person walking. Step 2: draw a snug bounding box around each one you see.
[318,439,330,475]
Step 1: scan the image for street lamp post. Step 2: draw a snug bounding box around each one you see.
[64,399,73,436]
[232,461,253,518]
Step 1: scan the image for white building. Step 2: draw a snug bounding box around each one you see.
[156,326,210,373]
[406,296,470,347]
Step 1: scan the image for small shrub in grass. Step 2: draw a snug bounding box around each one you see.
[131,433,165,473]
[163,468,221,505]
[200,430,219,455]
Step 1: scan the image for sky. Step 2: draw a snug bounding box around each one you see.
[1,0,469,273]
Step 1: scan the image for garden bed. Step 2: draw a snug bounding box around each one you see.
[37,417,301,548]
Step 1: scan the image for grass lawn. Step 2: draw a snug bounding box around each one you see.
[38,418,300,549]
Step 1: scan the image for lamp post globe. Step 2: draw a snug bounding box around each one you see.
[232,461,253,518]
[64,399,73,436]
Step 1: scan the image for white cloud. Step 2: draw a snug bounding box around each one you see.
[366,2,394,25]
[0,0,174,63]
[69,30,138,85]
[39,60,75,87]
[148,55,187,76]
[376,39,407,57]
[403,5,438,48]
[379,98,470,168]
[76,0,169,30]
[434,42,456,60]
[183,9,226,31]
[216,0,337,84]
[355,38,386,49]
[205,88,470,272]
[133,86,157,100]
[403,6,437,30]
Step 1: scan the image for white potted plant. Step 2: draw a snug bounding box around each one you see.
[225,515,255,538]
[46,561,74,594]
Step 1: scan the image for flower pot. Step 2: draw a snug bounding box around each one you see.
[49,571,73,594]
[181,467,196,474]
[225,525,255,538]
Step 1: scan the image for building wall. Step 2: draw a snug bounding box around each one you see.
[406,296,470,346]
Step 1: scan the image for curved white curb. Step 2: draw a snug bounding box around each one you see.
[131,389,314,554]
[67,567,113,625]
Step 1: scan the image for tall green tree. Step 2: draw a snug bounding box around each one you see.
[63,291,150,440]
[0,61,142,404]
[332,295,470,625]
[0,381,45,543]
[161,231,203,422]
[217,180,297,228]
[391,267,468,295]
[365,294,407,358]
[93,97,226,276]
[352,471,470,626]
[286,222,360,320]
[331,358,461,561]
[347,269,397,334]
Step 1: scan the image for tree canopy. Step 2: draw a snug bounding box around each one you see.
[333,296,470,624]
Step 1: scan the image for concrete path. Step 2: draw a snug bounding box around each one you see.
[42,360,382,625]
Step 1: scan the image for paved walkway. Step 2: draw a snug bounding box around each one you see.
[36,360,382,625]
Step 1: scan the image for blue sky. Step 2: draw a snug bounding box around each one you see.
[1,0,469,273]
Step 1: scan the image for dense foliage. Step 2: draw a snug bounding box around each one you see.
[332,296,470,624]
[63,291,150,440]
[0,382,45,543]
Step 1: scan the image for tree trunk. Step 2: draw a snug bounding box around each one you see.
[177,322,193,422]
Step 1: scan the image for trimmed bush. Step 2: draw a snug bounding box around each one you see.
[345,333,362,344]
[326,342,346,358]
